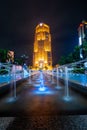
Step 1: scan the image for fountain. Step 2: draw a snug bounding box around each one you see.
[39,71,46,91]
[13,65,16,98]
[29,69,32,84]
[52,70,55,84]
[64,66,71,101]
[8,65,17,102]
[56,67,61,89]
[45,70,51,82]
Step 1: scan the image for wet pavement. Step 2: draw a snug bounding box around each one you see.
[0,71,87,116]
[0,115,87,130]
[7,115,87,130]
[0,71,87,129]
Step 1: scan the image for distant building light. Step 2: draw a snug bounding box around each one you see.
[35,61,38,64]
[40,23,43,26]
[79,37,82,46]
[45,61,47,63]
[80,24,83,27]
[84,62,87,68]
[80,52,83,59]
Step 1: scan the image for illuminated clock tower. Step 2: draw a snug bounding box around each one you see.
[33,23,52,70]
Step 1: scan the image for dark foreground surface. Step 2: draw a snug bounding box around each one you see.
[0,115,87,130]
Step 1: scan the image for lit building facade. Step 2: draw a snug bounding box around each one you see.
[33,23,52,70]
[78,20,87,58]
[78,20,87,46]
[7,51,14,63]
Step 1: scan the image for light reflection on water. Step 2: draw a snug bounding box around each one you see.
[58,73,87,87]
[5,97,17,103]
[39,87,46,91]
[32,87,55,95]
[63,96,73,102]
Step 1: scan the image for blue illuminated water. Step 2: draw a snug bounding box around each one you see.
[0,70,29,85]
[60,73,87,86]
[0,75,11,84]
[39,86,46,91]
[38,71,46,92]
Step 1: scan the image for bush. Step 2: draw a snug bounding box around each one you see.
[0,69,9,75]
[72,68,85,74]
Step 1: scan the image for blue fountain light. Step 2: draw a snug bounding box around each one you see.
[32,86,54,95]
[39,86,46,91]
[55,86,62,90]
[5,97,17,103]
[32,71,55,95]
[63,96,73,102]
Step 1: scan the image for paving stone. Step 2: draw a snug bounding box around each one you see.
[0,73,87,129]
[0,117,14,130]
[4,115,87,130]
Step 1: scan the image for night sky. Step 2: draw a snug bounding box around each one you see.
[0,0,87,65]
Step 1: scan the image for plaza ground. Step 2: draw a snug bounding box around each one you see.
[0,72,87,129]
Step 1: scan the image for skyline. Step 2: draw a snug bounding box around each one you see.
[0,0,87,65]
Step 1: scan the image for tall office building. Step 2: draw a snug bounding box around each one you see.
[33,23,52,70]
[78,20,87,58]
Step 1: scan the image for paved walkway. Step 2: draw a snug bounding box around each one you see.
[0,71,87,116]
[0,115,87,130]
[0,71,87,129]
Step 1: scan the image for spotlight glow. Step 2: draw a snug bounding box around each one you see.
[32,86,54,95]
[63,96,73,102]
[40,23,43,26]
[55,86,62,90]
[39,87,46,91]
[6,97,17,103]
